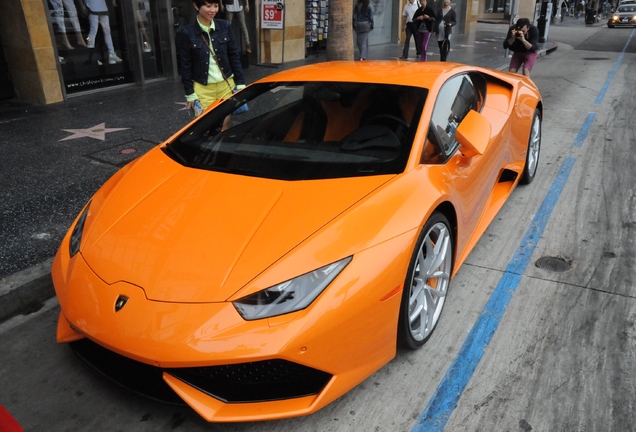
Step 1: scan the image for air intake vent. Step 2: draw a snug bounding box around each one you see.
[168,359,332,403]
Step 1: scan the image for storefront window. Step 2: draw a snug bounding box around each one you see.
[306,0,329,49]
[47,0,133,94]
[369,0,392,45]
[135,0,166,81]
[484,0,510,13]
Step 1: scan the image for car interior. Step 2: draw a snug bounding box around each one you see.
[168,82,428,180]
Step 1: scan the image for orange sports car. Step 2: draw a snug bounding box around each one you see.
[52,61,542,422]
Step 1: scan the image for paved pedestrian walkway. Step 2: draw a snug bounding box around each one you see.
[0,22,557,323]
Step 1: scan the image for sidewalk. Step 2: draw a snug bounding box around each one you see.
[364,23,557,69]
[0,23,557,323]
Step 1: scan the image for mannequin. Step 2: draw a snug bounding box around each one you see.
[49,0,87,49]
[221,0,251,53]
[81,0,123,64]
[135,2,152,53]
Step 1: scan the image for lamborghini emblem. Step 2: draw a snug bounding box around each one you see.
[114,295,129,312]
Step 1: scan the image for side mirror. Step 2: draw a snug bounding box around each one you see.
[455,109,491,158]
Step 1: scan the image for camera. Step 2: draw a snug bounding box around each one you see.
[514,28,523,37]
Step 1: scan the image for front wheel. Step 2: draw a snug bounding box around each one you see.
[398,212,453,350]
[520,109,541,185]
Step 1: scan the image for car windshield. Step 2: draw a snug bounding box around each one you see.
[164,82,428,180]
[618,5,635,11]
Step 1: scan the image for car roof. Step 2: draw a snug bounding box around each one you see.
[255,61,478,90]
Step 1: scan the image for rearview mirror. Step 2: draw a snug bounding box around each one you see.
[455,109,491,158]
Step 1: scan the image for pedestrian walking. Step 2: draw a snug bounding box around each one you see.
[400,0,420,59]
[585,1,596,23]
[434,0,456,61]
[176,0,246,126]
[413,0,436,61]
[353,0,374,60]
[503,17,539,77]
[561,1,568,21]
[576,0,585,18]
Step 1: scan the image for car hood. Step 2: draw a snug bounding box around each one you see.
[82,149,393,303]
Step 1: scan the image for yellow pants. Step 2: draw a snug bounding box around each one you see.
[194,77,235,112]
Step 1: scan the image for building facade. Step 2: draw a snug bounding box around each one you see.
[0,0,537,105]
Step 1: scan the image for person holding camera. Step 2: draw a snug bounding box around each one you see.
[503,18,539,77]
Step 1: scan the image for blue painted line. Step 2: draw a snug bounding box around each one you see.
[506,158,575,275]
[413,157,575,432]
[595,28,635,105]
[574,113,596,148]
[412,28,623,428]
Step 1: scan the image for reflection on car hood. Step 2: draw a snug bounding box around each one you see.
[82,149,392,303]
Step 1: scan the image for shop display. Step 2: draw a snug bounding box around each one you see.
[306,0,328,48]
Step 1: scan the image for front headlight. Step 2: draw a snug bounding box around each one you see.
[612,14,619,20]
[69,203,91,257]
[233,256,352,320]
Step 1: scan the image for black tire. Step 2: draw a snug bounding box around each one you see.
[398,212,453,350]
[520,108,541,185]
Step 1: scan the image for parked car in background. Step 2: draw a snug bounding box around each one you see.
[608,4,636,26]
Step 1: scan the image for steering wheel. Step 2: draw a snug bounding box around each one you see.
[363,114,410,132]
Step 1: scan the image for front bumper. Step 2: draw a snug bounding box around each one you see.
[52,231,410,421]
[608,17,636,26]
[68,336,334,421]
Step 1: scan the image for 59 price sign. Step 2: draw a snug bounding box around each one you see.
[261,0,284,29]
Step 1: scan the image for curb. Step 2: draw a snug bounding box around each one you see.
[539,42,559,56]
[0,259,55,323]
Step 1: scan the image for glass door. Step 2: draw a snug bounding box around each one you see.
[369,0,393,45]
[47,0,134,94]
[133,0,167,81]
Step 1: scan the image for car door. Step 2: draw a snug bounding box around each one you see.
[427,73,504,252]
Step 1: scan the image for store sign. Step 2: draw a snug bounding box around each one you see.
[262,0,284,29]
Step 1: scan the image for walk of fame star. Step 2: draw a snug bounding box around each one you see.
[60,123,130,141]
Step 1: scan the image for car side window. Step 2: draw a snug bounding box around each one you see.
[427,74,480,161]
